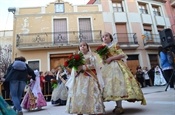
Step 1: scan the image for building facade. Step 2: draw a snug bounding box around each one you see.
[12,0,105,72]
[11,0,172,74]
[88,0,172,73]
[165,0,175,33]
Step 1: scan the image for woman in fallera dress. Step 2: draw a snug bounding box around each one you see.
[100,32,146,114]
[154,66,167,86]
[21,70,47,111]
[66,41,105,115]
[51,65,68,106]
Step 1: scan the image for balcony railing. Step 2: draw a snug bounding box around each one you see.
[16,30,102,50]
[153,11,161,16]
[113,7,124,12]
[113,33,139,49]
[140,9,148,14]
[113,33,138,45]
[143,34,161,46]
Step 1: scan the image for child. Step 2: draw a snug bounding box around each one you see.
[100,32,146,114]
[51,65,68,106]
[66,41,105,115]
[154,66,167,86]
[21,70,47,111]
[21,84,37,111]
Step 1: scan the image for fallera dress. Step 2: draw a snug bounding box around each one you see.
[21,70,47,110]
[154,66,167,86]
[101,42,146,105]
[66,52,105,114]
[51,72,68,106]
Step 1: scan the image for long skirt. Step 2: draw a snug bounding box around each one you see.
[51,83,68,106]
[21,88,36,110]
[66,73,105,114]
[101,60,146,105]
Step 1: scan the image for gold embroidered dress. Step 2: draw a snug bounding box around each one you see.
[66,52,105,114]
[101,43,146,105]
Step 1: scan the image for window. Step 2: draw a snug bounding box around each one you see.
[152,6,161,16]
[115,23,128,43]
[78,18,93,42]
[55,3,64,13]
[143,25,152,41]
[112,1,124,12]
[53,19,67,44]
[28,60,40,71]
[139,4,148,14]
[144,30,152,40]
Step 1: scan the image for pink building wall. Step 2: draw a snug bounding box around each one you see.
[165,0,175,34]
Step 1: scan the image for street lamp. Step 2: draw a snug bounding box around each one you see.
[8,7,16,60]
[8,7,16,14]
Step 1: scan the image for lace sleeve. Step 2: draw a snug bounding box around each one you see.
[115,44,128,62]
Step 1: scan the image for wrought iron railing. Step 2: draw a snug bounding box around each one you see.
[16,30,102,48]
[113,7,124,12]
[143,34,161,45]
[153,11,161,16]
[140,9,148,14]
[113,33,138,45]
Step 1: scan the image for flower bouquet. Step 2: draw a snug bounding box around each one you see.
[51,79,58,89]
[95,45,109,60]
[64,52,85,70]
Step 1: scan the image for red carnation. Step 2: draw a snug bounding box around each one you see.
[63,52,85,70]
[64,61,69,67]
[96,45,106,51]
[74,54,80,60]
[95,45,109,59]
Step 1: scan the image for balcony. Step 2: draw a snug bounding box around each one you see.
[141,13,152,25]
[170,0,175,7]
[113,33,139,49]
[143,34,161,49]
[16,30,102,50]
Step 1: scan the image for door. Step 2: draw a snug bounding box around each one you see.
[149,54,158,68]
[127,55,139,75]
[50,53,72,70]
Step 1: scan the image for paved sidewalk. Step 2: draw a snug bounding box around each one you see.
[22,86,175,115]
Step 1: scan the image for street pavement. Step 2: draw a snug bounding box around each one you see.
[22,86,175,115]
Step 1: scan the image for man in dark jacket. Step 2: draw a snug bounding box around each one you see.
[4,56,35,115]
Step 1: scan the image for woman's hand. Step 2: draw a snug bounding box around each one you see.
[105,57,113,64]
[78,65,83,71]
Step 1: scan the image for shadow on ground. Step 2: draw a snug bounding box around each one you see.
[105,108,145,115]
